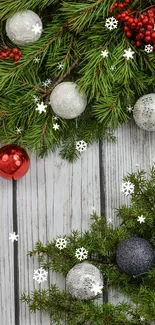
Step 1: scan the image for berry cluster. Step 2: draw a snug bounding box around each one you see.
[0,46,23,63]
[110,1,155,50]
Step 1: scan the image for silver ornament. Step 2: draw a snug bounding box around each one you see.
[133,93,155,131]
[49,82,87,119]
[6,10,43,46]
[66,261,103,300]
[116,237,154,276]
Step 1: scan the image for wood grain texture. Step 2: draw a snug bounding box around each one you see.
[0,179,14,325]
[17,143,100,325]
[101,119,155,304]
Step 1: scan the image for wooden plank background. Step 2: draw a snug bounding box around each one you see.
[1,118,155,325]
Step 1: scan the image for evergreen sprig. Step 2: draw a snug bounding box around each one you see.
[0,0,155,161]
[22,167,155,324]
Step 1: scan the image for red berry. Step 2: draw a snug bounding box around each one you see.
[124,0,130,3]
[124,25,129,31]
[12,48,19,54]
[147,24,153,30]
[9,52,15,58]
[137,22,143,28]
[136,33,144,40]
[145,30,151,36]
[14,55,20,61]
[18,51,22,57]
[145,36,151,43]
[3,46,9,51]
[1,52,8,58]
[136,40,142,47]
[126,31,132,37]
[151,31,155,39]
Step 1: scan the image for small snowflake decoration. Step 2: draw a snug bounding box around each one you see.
[76,140,87,153]
[110,65,116,71]
[144,44,153,53]
[53,116,58,120]
[121,181,134,196]
[57,63,64,70]
[140,316,145,322]
[123,48,135,60]
[105,17,118,31]
[55,237,67,250]
[33,267,48,283]
[101,49,109,58]
[31,23,42,35]
[36,101,47,114]
[16,127,22,134]
[33,56,40,63]
[42,79,52,88]
[32,94,39,103]
[137,215,145,224]
[75,247,88,261]
[9,232,19,243]
[90,282,103,296]
[53,123,60,131]
[126,106,133,113]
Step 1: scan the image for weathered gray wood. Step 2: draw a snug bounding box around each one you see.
[17,143,100,325]
[0,179,15,325]
[101,119,155,304]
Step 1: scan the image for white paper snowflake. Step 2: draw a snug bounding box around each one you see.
[76,140,87,153]
[105,17,118,30]
[42,79,52,88]
[137,215,145,224]
[33,267,48,283]
[121,181,134,196]
[140,316,145,321]
[75,247,88,261]
[101,49,109,58]
[123,48,135,60]
[31,23,42,35]
[32,94,39,103]
[126,106,133,113]
[33,56,40,63]
[53,123,60,131]
[36,101,47,114]
[16,127,22,134]
[9,232,19,243]
[55,238,67,250]
[144,44,153,53]
[110,65,116,71]
[90,282,103,295]
[57,63,64,70]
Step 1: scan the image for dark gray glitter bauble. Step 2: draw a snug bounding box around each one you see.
[66,261,103,300]
[116,237,154,276]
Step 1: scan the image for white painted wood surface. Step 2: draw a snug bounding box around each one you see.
[1,118,155,325]
[0,180,15,325]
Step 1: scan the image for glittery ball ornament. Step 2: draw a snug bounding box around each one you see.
[49,82,87,119]
[133,93,155,131]
[66,261,103,300]
[6,10,43,46]
[116,237,154,276]
[0,144,30,180]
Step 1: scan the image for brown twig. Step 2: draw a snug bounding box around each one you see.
[20,81,47,94]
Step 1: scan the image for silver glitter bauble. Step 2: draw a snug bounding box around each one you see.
[116,237,154,276]
[49,82,87,119]
[133,93,155,131]
[66,261,103,300]
[6,10,43,46]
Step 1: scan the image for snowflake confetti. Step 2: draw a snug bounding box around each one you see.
[55,237,67,250]
[140,316,145,321]
[53,123,60,131]
[33,56,40,63]
[33,267,48,283]
[121,181,134,196]
[53,116,58,120]
[110,65,116,71]
[90,282,103,296]
[31,23,42,35]
[137,215,145,224]
[76,140,87,153]
[144,44,153,53]
[42,79,52,88]
[75,247,88,261]
[105,17,118,30]
[101,49,109,58]
[57,63,64,70]
[126,106,133,113]
[32,94,39,103]
[123,48,135,60]
[36,101,47,114]
[9,232,19,243]
[16,127,22,134]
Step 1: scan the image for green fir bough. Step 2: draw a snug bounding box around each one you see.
[0,0,155,161]
[22,167,155,324]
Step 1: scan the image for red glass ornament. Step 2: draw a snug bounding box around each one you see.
[0,144,30,180]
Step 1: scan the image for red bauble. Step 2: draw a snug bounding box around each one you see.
[0,144,30,180]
